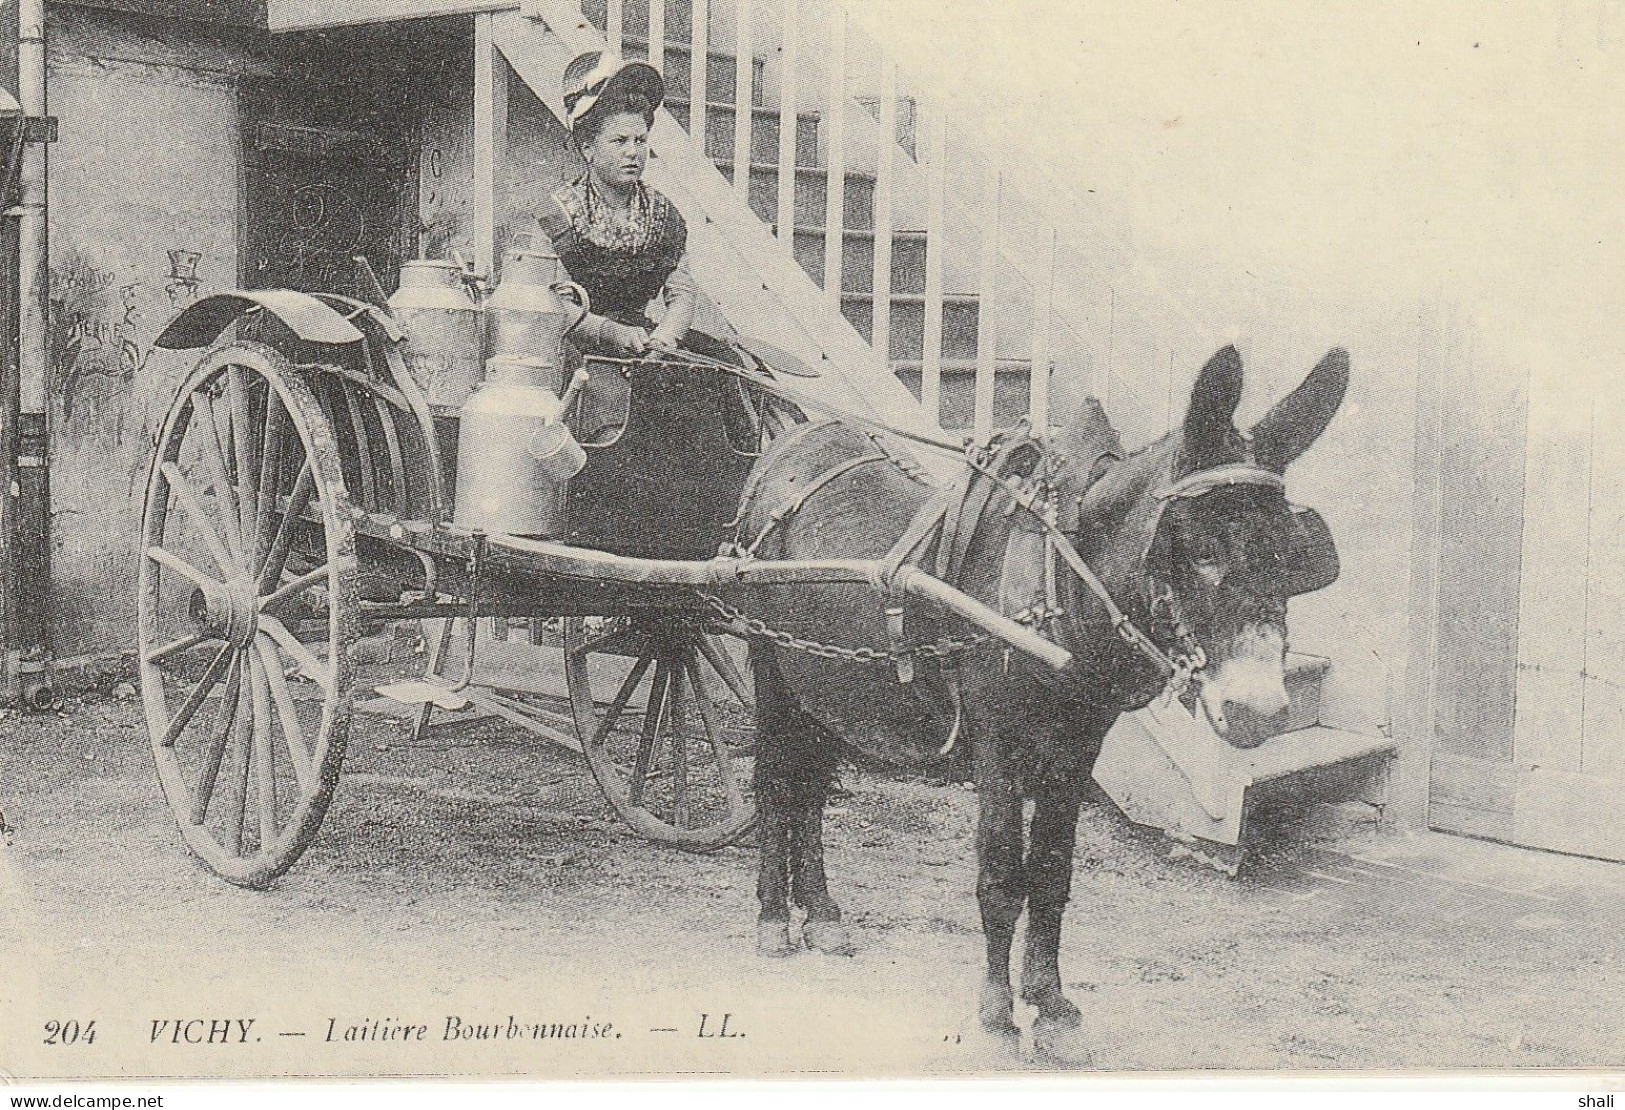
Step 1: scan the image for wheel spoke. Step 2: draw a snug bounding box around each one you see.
[253,392,287,572]
[589,652,656,749]
[257,613,334,693]
[188,652,243,825]
[568,623,645,660]
[685,656,745,812]
[196,391,245,569]
[250,651,277,851]
[144,629,211,667]
[258,562,331,614]
[161,641,235,747]
[227,365,259,549]
[371,394,407,515]
[257,461,314,592]
[257,637,314,795]
[698,634,753,707]
[160,462,236,576]
[145,545,224,594]
[668,662,690,828]
[629,658,672,808]
[226,680,254,857]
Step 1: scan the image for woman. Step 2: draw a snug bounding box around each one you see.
[538,51,701,358]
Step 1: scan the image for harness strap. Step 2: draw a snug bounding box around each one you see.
[932,466,977,582]
[880,489,955,587]
[744,452,890,556]
[963,447,1182,678]
[936,436,1037,586]
[1158,462,1284,501]
[723,417,838,532]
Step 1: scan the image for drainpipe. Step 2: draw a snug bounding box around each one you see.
[0,2,19,706]
[13,0,53,710]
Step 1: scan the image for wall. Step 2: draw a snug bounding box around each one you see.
[45,5,266,659]
[840,0,1623,828]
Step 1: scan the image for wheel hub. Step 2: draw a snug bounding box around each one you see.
[189,578,259,649]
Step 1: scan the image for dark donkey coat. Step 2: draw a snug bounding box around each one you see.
[732,400,1132,777]
[726,346,1350,1050]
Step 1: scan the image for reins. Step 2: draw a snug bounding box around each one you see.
[615,352,1285,691]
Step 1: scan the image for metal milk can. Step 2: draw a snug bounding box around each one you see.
[389,259,483,409]
[486,240,590,363]
[453,358,588,536]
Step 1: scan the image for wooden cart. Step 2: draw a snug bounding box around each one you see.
[136,288,1068,887]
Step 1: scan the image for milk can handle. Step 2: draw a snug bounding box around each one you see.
[552,281,591,334]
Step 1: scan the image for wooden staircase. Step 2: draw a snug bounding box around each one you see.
[572,0,1038,432]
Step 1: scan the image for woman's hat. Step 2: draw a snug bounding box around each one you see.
[562,51,665,128]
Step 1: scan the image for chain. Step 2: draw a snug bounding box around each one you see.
[694,591,991,665]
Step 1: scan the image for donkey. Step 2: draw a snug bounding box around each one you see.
[732,345,1348,1050]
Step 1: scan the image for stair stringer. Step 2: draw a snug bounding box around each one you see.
[499,4,953,463]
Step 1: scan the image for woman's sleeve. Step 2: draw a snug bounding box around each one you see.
[651,255,698,347]
[535,194,578,257]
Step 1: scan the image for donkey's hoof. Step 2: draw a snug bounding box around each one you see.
[978,981,1017,1038]
[1022,989,1083,1029]
[1029,1018,1094,1069]
[756,920,796,958]
[802,919,854,956]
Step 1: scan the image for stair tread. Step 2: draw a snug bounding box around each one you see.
[1242,726,1396,788]
[892,358,1031,372]
[791,225,926,242]
[841,291,979,305]
[618,33,744,61]
[668,95,820,120]
[722,158,878,183]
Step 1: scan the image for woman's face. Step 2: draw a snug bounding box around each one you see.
[582,112,650,190]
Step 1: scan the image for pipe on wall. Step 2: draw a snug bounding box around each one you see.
[12,0,52,708]
[0,0,19,705]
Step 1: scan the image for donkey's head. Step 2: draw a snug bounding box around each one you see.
[1137,346,1348,745]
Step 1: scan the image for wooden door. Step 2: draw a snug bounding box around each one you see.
[1427,336,1625,861]
[240,85,419,298]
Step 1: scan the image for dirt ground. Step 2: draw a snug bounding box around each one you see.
[1,687,1622,1081]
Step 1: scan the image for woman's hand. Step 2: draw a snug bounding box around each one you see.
[608,322,650,355]
[647,323,683,353]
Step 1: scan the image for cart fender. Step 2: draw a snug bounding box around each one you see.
[154,290,366,351]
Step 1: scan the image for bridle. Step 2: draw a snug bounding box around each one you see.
[961,435,1292,692]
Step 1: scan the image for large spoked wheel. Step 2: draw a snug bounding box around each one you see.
[138,341,359,888]
[563,616,756,851]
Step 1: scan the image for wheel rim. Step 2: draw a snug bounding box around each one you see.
[564,616,755,851]
[138,343,358,887]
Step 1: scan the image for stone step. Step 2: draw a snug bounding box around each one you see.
[667,99,820,169]
[1284,651,1330,733]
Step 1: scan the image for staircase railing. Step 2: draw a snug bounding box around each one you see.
[545,0,1209,446]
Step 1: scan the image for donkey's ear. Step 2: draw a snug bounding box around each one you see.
[1183,345,1245,465]
[1250,348,1349,471]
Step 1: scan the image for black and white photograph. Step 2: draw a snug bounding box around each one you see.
[0,0,1620,1090]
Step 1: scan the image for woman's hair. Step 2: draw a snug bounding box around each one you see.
[573,88,657,146]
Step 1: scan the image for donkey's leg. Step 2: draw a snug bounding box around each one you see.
[752,650,798,957]
[1020,784,1084,1030]
[974,742,1027,1037]
[789,727,850,954]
